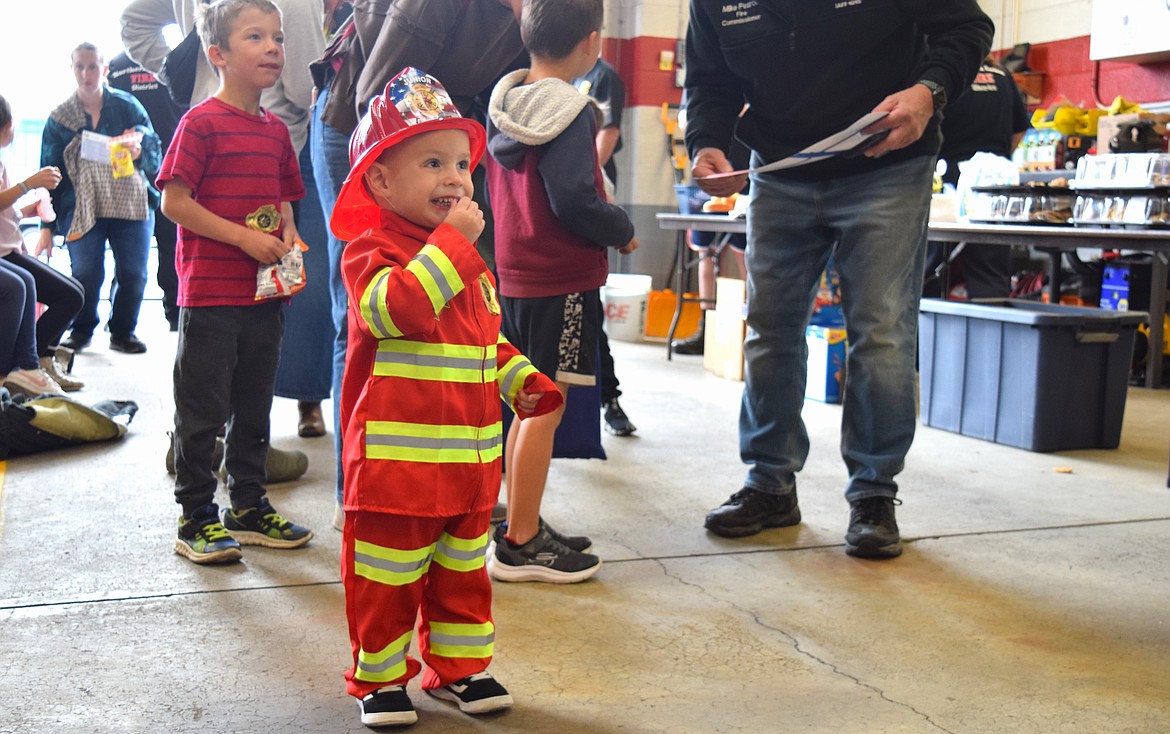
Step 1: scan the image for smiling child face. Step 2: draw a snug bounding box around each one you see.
[366,129,474,231]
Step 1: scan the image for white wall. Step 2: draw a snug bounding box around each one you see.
[981,0,1093,50]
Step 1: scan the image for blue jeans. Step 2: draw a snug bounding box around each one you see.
[740,155,934,502]
[311,83,353,504]
[0,258,38,373]
[66,215,152,339]
[274,139,336,401]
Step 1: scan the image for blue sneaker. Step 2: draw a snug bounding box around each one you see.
[221,500,313,549]
[174,505,242,564]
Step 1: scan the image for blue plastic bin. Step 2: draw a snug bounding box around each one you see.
[919,299,1147,451]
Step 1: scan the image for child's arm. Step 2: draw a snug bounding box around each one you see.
[161,178,289,265]
[538,111,636,251]
[0,167,60,212]
[495,334,563,419]
[281,201,298,248]
[342,219,488,341]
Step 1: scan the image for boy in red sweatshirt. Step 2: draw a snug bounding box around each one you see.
[330,67,562,728]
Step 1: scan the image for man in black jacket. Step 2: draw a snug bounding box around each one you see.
[687,0,993,558]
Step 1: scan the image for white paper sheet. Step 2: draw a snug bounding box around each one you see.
[698,111,890,180]
[80,131,112,162]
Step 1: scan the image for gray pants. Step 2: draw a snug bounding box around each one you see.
[173,303,284,517]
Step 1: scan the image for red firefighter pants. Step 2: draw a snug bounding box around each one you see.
[342,509,494,699]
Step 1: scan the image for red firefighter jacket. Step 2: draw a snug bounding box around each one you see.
[340,210,561,516]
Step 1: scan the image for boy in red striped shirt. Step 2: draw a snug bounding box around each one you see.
[158,0,313,564]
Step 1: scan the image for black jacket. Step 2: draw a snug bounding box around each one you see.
[684,0,994,181]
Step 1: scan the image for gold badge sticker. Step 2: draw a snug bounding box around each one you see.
[478,273,500,315]
[246,204,281,233]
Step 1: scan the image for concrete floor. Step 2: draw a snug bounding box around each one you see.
[2,312,1169,734]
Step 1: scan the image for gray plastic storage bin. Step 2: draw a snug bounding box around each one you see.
[918,299,1147,452]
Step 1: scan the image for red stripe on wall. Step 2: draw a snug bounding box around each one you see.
[603,36,683,109]
[609,32,1170,112]
[1003,36,1170,109]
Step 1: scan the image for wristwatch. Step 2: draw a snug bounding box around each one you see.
[917,80,947,114]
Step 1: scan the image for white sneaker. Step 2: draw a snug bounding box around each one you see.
[4,367,64,397]
[39,355,84,392]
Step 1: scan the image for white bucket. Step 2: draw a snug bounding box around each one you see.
[602,274,652,342]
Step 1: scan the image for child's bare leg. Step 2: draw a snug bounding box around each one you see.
[503,392,566,545]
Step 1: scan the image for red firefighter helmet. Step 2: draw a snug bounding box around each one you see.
[331,67,486,241]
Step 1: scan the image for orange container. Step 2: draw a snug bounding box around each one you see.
[643,289,702,340]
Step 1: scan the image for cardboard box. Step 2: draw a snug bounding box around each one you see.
[805,325,847,403]
[1094,113,1170,153]
[703,278,746,381]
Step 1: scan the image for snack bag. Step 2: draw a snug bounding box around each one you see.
[244,203,309,300]
[256,240,308,300]
[107,131,144,179]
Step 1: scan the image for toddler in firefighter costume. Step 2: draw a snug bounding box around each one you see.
[330,67,563,727]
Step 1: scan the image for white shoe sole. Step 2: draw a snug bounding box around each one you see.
[224,528,314,549]
[486,556,601,584]
[172,539,242,564]
[427,686,513,714]
[358,705,417,727]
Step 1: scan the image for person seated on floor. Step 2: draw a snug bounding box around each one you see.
[0,94,83,396]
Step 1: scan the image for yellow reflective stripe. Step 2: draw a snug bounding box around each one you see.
[374,340,496,383]
[433,530,489,573]
[360,266,402,338]
[405,244,464,316]
[427,621,494,659]
[355,630,413,683]
[353,539,435,586]
[365,421,503,464]
[498,354,539,402]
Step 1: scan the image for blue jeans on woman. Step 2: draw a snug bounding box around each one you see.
[740,155,934,503]
[274,139,336,402]
[311,83,354,504]
[65,215,152,341]
[0,258,38,374]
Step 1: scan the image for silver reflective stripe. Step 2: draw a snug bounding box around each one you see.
[367,434,502,452]
[365,270,393,336]
[376,352,493,371]
[359,649,407,674]
[499,361,525,394]
[354,550,432,576]
[429,630,495,648]
[435,538,486,563]
[414,253,456,303]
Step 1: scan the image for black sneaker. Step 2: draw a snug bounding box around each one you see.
[671,330,705,355]
[704,487,801,538]
[427,671,513,714]
[845,496,903,559]
[358,685,417,727]
[109,333,147,354]
[221,499,314,549]
[488,527,601,583]
[490,501,507,526]
[174,504,242,564]
[603,398,636,436]
[493,519,592,554]
[539,518,592,553]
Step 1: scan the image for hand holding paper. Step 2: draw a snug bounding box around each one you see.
[697,111,890,180]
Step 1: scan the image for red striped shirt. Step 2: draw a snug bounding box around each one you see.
[158,97,305,307]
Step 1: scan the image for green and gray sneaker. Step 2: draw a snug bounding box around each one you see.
[221,500,314,549]
[175,505,243,564]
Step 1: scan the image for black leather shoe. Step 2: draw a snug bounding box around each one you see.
[671,331,705,355]
[845,496,903,559]
[60,333,92,352]
[110,333,147,354]
[704,488,801,538]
